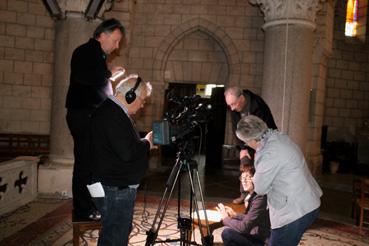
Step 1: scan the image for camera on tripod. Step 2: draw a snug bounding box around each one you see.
[152,94,212,145]
[146,93,214,246]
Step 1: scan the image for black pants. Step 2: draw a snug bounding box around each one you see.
[222,228,264,246]
[66,109,95,218]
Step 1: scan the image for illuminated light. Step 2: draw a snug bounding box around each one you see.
[192,209,222,222]
[345,0,359,37]
[205,84,217,97]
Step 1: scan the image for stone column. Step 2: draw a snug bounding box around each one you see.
[39,0,110,196]
[250,0,324,151]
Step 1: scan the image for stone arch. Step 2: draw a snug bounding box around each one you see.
[153,17,241,85]
[152,17,242,118]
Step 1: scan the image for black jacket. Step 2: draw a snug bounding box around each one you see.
[231,90,277,151]
[90,98,150,187]
[66,38,112,109]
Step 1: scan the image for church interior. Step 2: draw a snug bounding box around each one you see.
[0,0,369,245]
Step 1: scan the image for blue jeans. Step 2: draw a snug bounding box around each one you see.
[93,186,137,246]
[268,208,319,246]
[222,227,265,246]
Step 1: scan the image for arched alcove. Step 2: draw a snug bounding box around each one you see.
[151,17,242,168]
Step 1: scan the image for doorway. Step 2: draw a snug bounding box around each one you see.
[161,83,227,169]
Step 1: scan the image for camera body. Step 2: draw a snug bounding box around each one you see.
[153,94,211,145]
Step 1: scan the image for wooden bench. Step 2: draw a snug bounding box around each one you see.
[0,134,49,162]
[73,219,101,246]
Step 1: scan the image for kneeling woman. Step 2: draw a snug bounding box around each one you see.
[217,164,270,246]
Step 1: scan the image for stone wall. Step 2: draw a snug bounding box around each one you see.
[0,0,54,134]
[122,0,265,145]
[325,0,369,140]
[1,0,368,174]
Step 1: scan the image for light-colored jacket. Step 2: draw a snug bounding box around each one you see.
[252,130,323,229]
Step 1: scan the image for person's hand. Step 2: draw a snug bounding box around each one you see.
[144,131,157,150]
[224,206,237,218]
[216,203,228,219]
[240,149,250,159]
[124,73,139,81]
[111,66,125,75]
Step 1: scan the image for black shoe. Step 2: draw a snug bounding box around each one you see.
[72,210,101,222]
[88,210,101,221]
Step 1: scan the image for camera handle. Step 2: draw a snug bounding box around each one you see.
[145,149,213,246]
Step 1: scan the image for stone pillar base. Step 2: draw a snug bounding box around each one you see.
[38,162,73,197]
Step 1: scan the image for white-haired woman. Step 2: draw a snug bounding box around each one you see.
[236,115,322,246]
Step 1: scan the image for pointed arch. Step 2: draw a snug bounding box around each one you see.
[152,17,242,86]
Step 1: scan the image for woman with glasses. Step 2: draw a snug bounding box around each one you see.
[217,164,270,246]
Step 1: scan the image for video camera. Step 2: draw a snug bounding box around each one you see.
[153,94,212,145]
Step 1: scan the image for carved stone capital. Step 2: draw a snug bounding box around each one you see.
[46,0,113,20]
[249,0,326,29]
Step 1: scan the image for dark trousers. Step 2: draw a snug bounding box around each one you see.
[93,186,137,246]
[66,109,95,218]
[269,208,319,246]
[222,228,265,246]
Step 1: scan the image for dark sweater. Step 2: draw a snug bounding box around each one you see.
[66,38,112,109]
[231,90,277,151]
[90,99,150,187]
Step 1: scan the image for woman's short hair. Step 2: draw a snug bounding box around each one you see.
[236,115,268,142]
[241,164,255,176]
[93,18,125,39]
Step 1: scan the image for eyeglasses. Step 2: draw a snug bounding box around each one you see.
[239,174,252,182]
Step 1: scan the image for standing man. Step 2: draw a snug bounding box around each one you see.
[90,77,154,246]
[65,18,125,221]
[224,87,277,204]
[236,115,322,246]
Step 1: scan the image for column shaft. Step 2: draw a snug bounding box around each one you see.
[262,24,314,150]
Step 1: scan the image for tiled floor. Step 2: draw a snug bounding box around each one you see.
[1,155,367,245]
[141,155,357,225]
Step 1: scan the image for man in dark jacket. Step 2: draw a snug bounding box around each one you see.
[90,77,154,245]
[224,87,277,204]
[217,165,270,246]
[65,18,125,221]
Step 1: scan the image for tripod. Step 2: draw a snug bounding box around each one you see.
[145,143,214,246]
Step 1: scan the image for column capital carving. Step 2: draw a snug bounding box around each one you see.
[45,0,113,20]
[249,0,326,29]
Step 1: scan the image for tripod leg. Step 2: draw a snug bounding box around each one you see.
[145,158,183,246]
[193,169,214,246]
[184,162,213,246]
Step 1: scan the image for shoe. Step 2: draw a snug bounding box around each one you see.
[72,210,101,222]
[233,194,246,204]
[89,210,101,221]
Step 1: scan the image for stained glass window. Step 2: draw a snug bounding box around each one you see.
[345,0,359,36]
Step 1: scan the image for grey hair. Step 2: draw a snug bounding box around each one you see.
[224,86,243,98]
[236,115,268,142]
[115,77,152,100]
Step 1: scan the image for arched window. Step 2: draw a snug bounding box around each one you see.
[345,0,368,41]
[345,0,358,36]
